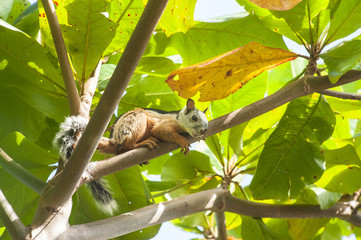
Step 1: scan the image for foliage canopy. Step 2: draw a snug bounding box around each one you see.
[1,0,361,239]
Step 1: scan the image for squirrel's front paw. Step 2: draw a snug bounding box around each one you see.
[178,139,190,155]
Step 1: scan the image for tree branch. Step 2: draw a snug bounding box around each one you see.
[0,189,28,239]
[85,71,361,182]
[36,0,169,223]
[0,149,45,194]
[215,211,227,240]
[81,60,103,114]
[318,89,361,100]
[65,188,361,239]
[40,0,84,116]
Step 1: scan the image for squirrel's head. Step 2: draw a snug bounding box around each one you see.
[178,99,208,137]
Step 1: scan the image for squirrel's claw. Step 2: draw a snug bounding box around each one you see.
[179,139,190,155]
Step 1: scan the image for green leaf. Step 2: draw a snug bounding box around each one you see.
[326,95,361,119]
[321,40,361,83]
[0,0,13,21]
[4,0,31,24]
[270,0,329,44]
[103,0,144,56]
[60,0,118,82]
[170,14,286,66]
[162,151,213,181]
[241,216,277,240]
[315,144,361,193]
[13,3,39,38]
[288,218,329,240]
[145,180,177,192]
[0,21,68,127]
[320,222,342,240]
[326,0,361,44]
[250,94,336,200]
[158,0,196,37]
[236,0,301,44]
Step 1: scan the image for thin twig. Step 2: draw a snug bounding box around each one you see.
[319,89,361,100]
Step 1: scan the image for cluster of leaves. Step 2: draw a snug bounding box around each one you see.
[1,0,361,239]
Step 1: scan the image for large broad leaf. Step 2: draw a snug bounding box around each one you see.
[2,0,31,24]
[250,94,336,200]
[167,42,297,101]
[326,0,361,44]
[103,0,144,56]
[288,218,329,240]
[0,21,68,140]
[169,14,287,66]
[161,151,215,198]
[326,96,361,119]
[321,40,361,83]
[0,0,14,21]
[269,0,329,44]
[315,144,361,193]
[158,0,196,37]
[60,0,118,82]
[0,132,57,228]
[13,3,39,38]
[236,0,301,44]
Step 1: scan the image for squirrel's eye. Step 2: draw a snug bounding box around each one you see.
[192,115,198,121]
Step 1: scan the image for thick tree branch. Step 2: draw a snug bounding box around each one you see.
[318,89,361,100]
[85,71,361,182]
[0,149,45,194]
[65,188,361,239]
[0,189,28,239]
[41,0,84,116]
[36,0,169,225]
[66,188,226,239]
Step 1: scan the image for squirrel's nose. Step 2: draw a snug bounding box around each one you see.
[200,128,207,135]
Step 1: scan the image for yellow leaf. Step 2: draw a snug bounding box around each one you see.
[249,0,303,10]
[166,42,297,101]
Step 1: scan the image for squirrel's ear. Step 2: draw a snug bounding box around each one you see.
[185,99,195,114]
[203,107,208,114]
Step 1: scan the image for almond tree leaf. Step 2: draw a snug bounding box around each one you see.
[4,0,31,23]
[288,219,329,240]
[166,42,297,101]
[250,94,336,200]
[321,39,361,83]
[326,0,361,44]
[61,0,118,82]
[236,0,301,44]
[270,0,329,44]
[103,0,144,56]
[315,144,361,193]
[248,0,303,10]
[158,0,196,37]
[169,14,287,66]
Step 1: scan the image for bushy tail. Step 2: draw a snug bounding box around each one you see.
[53,116,118,214]
[88,179,118,215]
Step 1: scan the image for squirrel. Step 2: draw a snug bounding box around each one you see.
[53,99,208,214]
